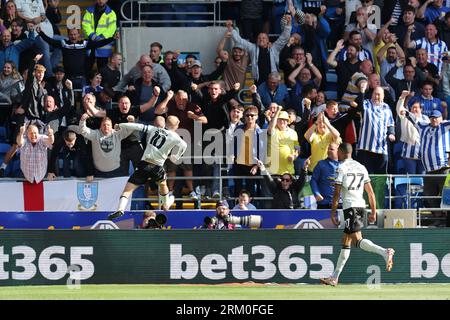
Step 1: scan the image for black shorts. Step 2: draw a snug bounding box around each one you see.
[128,161,166,186]
[343,207,365,234]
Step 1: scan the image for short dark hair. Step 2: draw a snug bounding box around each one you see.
[230,103,244,112]
[11,17,25,28]
[118,95,131,102]
[88,70,101,80]
[239,189,251,197]
[338,142,353,155]
[301,83,316,98]
[349,30,362,39]
[63,130,77,141]
[387,46,397,52]
[403,5,416,15]
[421,80,435,89]
[150,42,162,50]
[185,54,197,60]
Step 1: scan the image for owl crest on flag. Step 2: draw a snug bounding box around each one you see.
[77,182,98,210]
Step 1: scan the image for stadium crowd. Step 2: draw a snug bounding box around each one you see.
[0,0,450,225]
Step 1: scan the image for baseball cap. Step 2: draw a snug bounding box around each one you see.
[216,200,229,209]
[278,111,290,120]
[53,65,65,74]
[430,110,442,118]
[192,60,202,68]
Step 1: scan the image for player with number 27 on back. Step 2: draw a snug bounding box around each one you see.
[108,115,187,220]
[320,143,395,287]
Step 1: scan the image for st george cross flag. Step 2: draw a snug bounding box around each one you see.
[0,177,131,211]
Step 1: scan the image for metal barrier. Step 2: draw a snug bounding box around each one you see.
[0,157,447,225]
[121,0,220,27]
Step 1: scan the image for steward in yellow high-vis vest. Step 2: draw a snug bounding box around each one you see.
[82,1,117,68]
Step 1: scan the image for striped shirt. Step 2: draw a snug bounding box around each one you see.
[401,114,430,160]
[407,96,442,117]
[337,48,374,64]
[415,38,448,75]
[357,99,395,155]
[341,72,367,105]
[417,121,450,172]
[391,1,402,27]
[19,135,51,183]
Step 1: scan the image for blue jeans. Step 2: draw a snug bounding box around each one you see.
[403,158,425,175]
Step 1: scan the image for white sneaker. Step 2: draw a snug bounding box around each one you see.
[189,190,199,200]
[320,277,338,287]
[386,248,395,272]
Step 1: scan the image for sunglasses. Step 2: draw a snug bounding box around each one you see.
[245,114,257,117]
[281,178,291,182]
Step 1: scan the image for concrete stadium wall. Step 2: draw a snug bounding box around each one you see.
[120,27,228,74]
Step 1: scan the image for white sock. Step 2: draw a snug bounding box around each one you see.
[332,248,351,280]
[117,195,128,212]
[358,239,387,260]
[160,193,169,204]
[0,163,6,169]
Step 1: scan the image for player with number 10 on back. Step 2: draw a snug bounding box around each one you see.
[108,115,187,220]
[320,143,395,287]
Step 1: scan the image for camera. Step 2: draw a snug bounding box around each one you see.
[225,215,263,228]
[145,213,167,229]
[204,214,263,229]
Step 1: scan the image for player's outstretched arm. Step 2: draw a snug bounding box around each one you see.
[116,122,148,133]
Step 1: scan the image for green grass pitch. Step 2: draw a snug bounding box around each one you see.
[0,283,449,300]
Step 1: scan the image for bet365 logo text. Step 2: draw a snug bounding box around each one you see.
[170,244,334,281]
[0,246,94,282]
[410,243,450,278]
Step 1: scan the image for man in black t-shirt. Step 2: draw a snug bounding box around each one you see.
[100,52,122,92]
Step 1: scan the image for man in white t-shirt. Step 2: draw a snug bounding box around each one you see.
[16,0,63,76]
[320,143,395,287]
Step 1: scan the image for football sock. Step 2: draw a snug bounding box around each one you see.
[358,239,387,260]
[117,195,128,212]
[331,247,351,280]
[160,193,169,204]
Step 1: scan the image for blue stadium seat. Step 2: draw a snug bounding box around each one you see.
[0,142,10,154]
[0,126,6,143]
[131,185,147,210]
[394,177,424,209]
